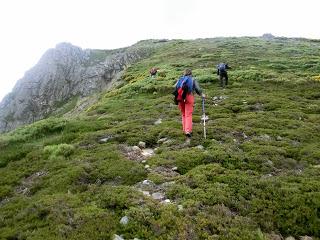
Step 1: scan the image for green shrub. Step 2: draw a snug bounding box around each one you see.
[44,144,75,160]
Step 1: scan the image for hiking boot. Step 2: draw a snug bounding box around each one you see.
[185,132,192,138]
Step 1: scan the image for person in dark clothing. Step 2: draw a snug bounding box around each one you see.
[217,63,231,87]
[150,67,158,77]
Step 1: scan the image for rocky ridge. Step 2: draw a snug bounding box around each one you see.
[0,41,159,132]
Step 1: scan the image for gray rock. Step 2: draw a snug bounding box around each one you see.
[172,167,178,171]
[163,139,174,144]
[276,136,283,141]
[285,237,295,240]
[141,191,150,196]
[154,118,162,125]
[142,179,154,185]
[120,216,129,225]
[141,149,154,157]
[144,165,150,169]
[152,192,165,200]
[99,136,113,143]
[157,138,168,144]
[132,146,141,152]
[138,141,146,149]
[266,160,274,166]
[300,236,313,240]
[114,234,124,240]
[259,134,271,141]
[0,42,155,133]
[162,199,171,204]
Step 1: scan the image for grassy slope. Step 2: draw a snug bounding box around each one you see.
[1,37,320,239]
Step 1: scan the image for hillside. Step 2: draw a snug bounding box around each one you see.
[0,41,160,133]
[1,37,320,239]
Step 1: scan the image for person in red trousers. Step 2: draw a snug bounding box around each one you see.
[174,69,205,139]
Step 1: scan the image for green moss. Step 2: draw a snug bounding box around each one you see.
[1,37,320,239]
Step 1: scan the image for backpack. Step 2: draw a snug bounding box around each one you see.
[218,63,226,72]
[150,67,158,76]
[173,76,191,105]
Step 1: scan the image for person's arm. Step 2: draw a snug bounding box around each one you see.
[193,79,204,97]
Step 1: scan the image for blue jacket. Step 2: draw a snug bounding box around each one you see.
[176,75,202,95]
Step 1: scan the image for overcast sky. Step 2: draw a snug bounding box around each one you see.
[0,0,319,101]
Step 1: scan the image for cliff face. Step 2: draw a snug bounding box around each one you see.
[0,42,153,132]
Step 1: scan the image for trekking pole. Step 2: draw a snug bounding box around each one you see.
[201,96,208,139]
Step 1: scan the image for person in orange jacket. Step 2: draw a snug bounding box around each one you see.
[174,69,205,139]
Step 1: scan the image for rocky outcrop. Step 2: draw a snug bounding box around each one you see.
[0,42,154,132]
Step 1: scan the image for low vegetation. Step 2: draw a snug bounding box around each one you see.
[1,37,320,239]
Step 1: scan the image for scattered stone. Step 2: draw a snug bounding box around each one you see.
[152,192,165,200]
[266,233,282,240]
[160,181,176,188]
[276,136,283,141]
[114,234,124,240]
[177,205,183,211]
[145,165,150,169]
[0,197,10,206]
[15,171,48,196]
[154,118,162,125]
[120,216,129,225]
[16,187,30,195]
[285,237,295,240]
[196,145,204,150]
[142,191,150,196]
[142,179,154,185]
[157,138,167,144]
[153,166,180,177]
[259,134,271,141]
[163,139,174,145]
[185,138,191,145]
[35,171,47,177]
[266,160,274,166]
[300,236,313,240]
[291,140,300,146]
[172,166,178,171]
[138,141,146,149]
[133,238,141,240]
[132,146,141,152]
[141,160,147,164]
[141,149,155,157]
[162,199,171,204]
[250,102,264,112]
[261,173,273,179]
[99,136,113,143]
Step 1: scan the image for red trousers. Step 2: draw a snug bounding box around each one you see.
[178,94,194,134]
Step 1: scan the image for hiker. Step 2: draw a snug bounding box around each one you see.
[150,67,158,77]
[174,69,205,139]
[217,63,231,87]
